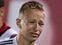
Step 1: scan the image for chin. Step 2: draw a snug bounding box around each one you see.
[29,37,38,42]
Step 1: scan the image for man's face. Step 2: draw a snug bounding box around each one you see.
[0,7,4,19]
[19,9,45,42]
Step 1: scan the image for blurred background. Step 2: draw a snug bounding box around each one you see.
[4,0,62,45]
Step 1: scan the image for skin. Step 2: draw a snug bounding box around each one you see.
[16,9,45,45]
[0,7,4,28]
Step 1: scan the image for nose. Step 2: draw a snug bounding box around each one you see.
[34,23,40,31]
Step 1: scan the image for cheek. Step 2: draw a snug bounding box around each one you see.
[40,27,44,33]
[38,29,43,36]
[27,24,34,30]
[27,24,34,28]
[21,24,29,33]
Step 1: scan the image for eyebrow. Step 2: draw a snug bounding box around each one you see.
[28,19,36,22]
[28,18,44,22]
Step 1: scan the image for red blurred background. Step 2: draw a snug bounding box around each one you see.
[4,0,62,45]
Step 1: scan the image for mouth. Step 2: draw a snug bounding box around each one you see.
[30,32,39,37]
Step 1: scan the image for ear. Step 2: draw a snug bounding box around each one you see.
[16,18,21,28]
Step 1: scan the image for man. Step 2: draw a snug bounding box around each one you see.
[0,0,17,45]
[16,1,45,45]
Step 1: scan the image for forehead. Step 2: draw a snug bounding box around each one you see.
[23,9,45,20]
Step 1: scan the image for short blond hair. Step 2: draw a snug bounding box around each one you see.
[19,1,44,13]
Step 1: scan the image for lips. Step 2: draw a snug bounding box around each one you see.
[30,32,39,37]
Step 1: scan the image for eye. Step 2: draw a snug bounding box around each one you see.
[29,21,35,23]
[39,21,44,26]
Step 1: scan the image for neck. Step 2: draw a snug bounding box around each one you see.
[17,33,35,45]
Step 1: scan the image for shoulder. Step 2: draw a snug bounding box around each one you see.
[0,28,18,39]
[7,28,17,35]
[6,28,18,38]
[0,38,17,45]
